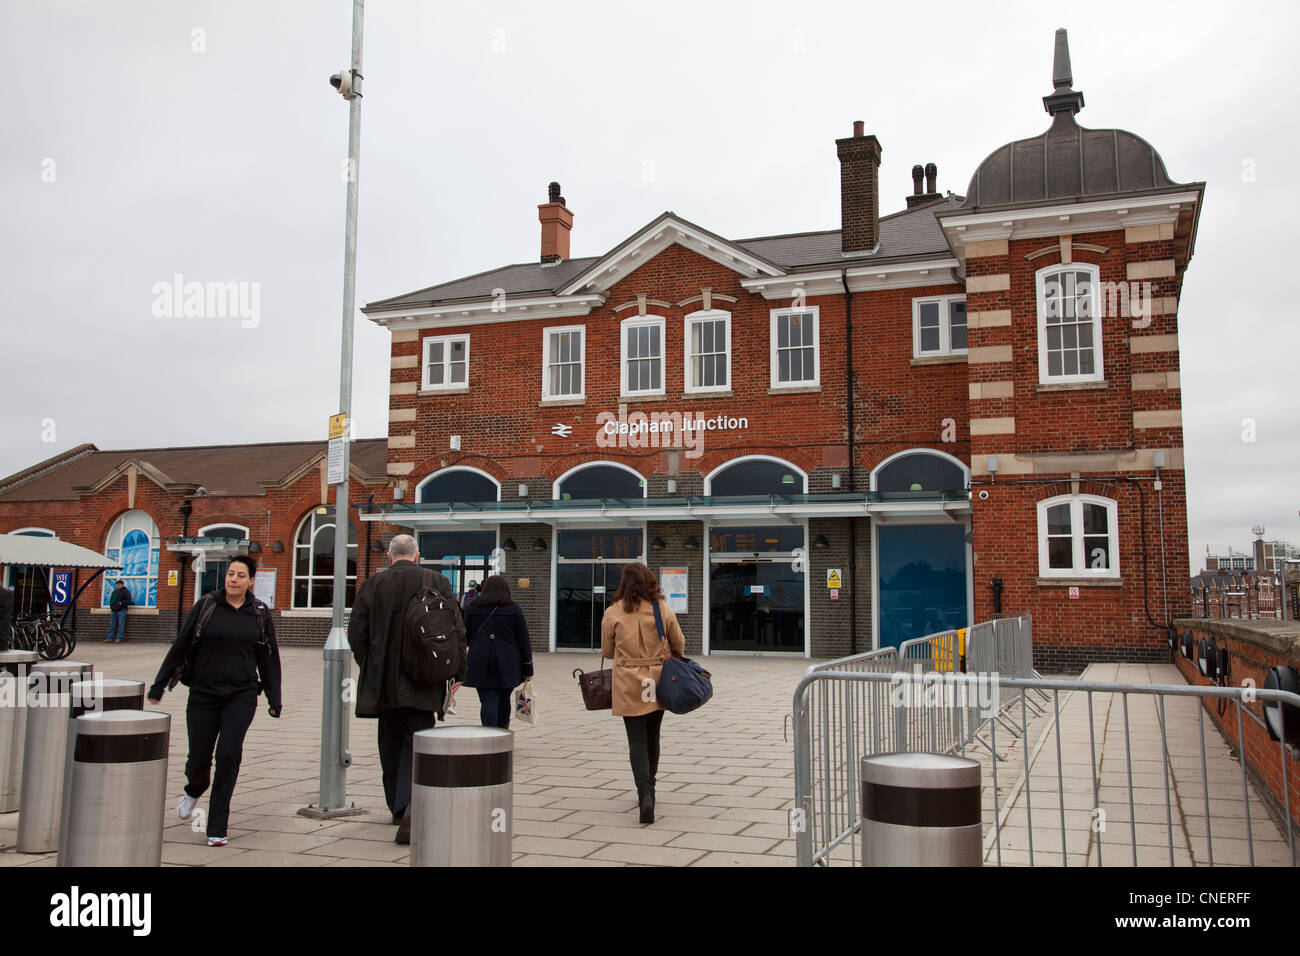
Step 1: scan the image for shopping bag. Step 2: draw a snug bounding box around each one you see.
[514,679,537,726]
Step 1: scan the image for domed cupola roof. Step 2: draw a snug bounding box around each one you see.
[962,29,1180,209]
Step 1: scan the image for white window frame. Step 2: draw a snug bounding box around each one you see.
[422,333,470,391]
[912,295,968,358]
[102,510,161,607]
[620,315,666,398]
[1036,263,1103,385]
[1037,494,1120,578]
[769,307,820,388]
[683,309,731,394]
[292,508,358,610]
[541,324,586,400]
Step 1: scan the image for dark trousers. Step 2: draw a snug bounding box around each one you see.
[622,710,665,803]
[184,690,258,838]
[476,687,512,729]
[378,707,437,819]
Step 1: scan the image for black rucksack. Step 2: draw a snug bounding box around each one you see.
[400,569,464,685]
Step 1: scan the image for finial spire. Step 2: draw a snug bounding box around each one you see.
[1043,28,1085,118]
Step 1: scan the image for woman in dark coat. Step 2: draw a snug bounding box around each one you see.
[147,554,281,847]
[463,575,533,728]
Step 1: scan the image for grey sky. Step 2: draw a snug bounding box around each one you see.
[2,0,1297,567]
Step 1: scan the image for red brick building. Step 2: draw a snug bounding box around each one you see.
[0,31,1202,668]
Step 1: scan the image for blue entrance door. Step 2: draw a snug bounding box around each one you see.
[877,524,967,650]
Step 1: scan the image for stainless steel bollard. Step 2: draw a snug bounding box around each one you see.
[56,679,147,860]
[16,662,94,852]
[59,711,170,867]
[411,726,512,867]
[0,650,40,812]
[861,752,982,866]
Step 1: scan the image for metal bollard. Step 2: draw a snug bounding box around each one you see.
[0,650,40,812]
[16,662,94,852]
[59,710,170,867]
[57,679,147,860]
[410,726,512,867]
[861,752,982,866]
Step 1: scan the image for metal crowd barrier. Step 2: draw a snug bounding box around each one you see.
[793,668,1300,867]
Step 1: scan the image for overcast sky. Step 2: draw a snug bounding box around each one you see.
[2,0,1297,568]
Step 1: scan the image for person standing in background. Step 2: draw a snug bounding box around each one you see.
[0,581,14,651]
[106,579,132,643]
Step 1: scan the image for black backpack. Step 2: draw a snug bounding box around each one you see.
[400,569,464,685]
[166,593,271,690]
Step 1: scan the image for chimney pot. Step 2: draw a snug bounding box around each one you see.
[925,162,937,195]
[539,183,573,264]
[911,164,924,196]
[853,120,864,137]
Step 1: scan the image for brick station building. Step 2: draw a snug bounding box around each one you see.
[0,31,1203,668]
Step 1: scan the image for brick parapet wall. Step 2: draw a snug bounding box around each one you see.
[1172,617,1300,833]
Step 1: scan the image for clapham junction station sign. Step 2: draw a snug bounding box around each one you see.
[587,404,751,458]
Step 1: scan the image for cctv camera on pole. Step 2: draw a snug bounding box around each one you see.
[302,0,367,821]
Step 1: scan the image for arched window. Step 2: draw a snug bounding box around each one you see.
[103,511,160,607]
[293,507,357,609]
[417,468,500,504]
[555,463,646,501]
[706,457,806,496]
[6,528,57,616]
[871,450,968,494]
[197,524,249,541]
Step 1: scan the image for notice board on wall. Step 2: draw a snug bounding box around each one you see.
[254,569,276,609]
[660,567,688,615]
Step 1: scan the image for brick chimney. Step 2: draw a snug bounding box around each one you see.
[538,182,573,264]
[836,121,882,255]
[906,161,943,209]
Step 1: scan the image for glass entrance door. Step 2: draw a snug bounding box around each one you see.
[877,524,968,650]
[710,559,805,651]
[200,560,229,598]
[556,561,626,650]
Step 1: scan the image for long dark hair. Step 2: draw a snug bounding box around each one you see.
[612,562,662,612]
[474,574,512,607]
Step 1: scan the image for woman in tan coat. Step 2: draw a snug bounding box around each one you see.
[601,562,685,824]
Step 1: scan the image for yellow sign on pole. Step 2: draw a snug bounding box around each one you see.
[328,413,348,440]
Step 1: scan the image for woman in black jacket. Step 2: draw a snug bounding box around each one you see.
[147,554,281,847]
[463,575,533,728]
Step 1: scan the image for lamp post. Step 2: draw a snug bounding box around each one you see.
[304,0,366,819]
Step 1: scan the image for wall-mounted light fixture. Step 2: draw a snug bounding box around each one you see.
[371,539,385,552]
[247,541,262,555]
[683,536,700,551]
[271,541,285,554]
[393,486,404,501]
[1179,631,1194,661]
[813,535,830,549]
[518,483,529,498]
[831,473,842,490]
[1263,665,1300,745]
[650,536,666,551]
[1197,636,1217,679]
[667,479,677,494]
[532,538,548,552]
[450,435,461,451]
[986,456,999,482]
[502,538,517,552]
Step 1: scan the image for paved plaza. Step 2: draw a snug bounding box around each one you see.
[0,646,1292,867]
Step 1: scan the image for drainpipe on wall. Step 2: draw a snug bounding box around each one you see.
[841,271,858,653]
[176,499,193,632]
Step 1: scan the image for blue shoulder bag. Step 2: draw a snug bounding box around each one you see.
[651,599,713,714]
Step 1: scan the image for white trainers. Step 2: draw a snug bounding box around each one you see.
[206,836,228,847]
[177,794,197,821]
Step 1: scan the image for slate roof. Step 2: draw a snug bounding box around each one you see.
[363,196,964,313]
[0,439,389,502]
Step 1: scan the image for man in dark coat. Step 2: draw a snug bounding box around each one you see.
[106,579,132,643]
[0,581,14,651]
[347,534,464,844]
